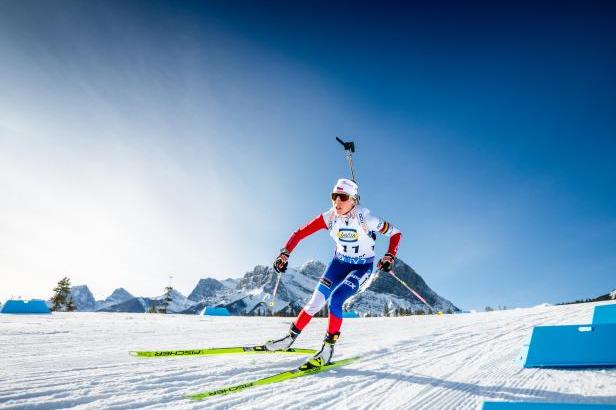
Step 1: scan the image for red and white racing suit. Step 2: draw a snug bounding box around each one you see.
[283,206,402,334]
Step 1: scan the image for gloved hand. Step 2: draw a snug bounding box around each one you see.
[377,253,395,272]
[273,249,290,273]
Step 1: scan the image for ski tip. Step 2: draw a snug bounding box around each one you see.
[129,351,151,358]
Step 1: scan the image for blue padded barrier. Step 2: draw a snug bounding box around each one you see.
[1,299,50,314]
[483,402,616,409]
[592,304,616,325]
[523,324,616,368]
[202,307,231,316]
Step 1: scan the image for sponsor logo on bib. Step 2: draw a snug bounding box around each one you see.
[336,228,359,242]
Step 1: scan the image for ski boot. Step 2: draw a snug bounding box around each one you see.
[265,324,301,351]
[302,331,340,369]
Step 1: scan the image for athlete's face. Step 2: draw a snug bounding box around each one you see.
[332,194,355,215]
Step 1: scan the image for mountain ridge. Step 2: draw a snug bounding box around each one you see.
[69,258,460,315]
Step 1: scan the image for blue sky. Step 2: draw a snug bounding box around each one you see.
[1,1,614,310]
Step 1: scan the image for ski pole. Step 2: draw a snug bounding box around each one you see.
[388,270,436,313]
[269,271,281,307]
[336,137,358,183]
[336,137,360,203]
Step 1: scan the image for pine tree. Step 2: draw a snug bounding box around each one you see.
[164,286,173,306]
[66,295,76,312]
[51,277,73,312]
[148,300,158,313]
[159,286,173,314]
[383,303,390,317]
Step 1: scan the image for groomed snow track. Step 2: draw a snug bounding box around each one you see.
[1,302,615,409]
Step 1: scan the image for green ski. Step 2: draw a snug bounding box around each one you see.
[187,356,360,400]
[129,345,316,358]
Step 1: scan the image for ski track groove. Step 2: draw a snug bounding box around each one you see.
[1,303,616,409]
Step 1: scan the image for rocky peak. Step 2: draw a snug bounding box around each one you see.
[70,285,96,311]
[237,265,276,291]
[298,260,326,279]
[188,278,224,302]
[346,258,459,315]
[105,288,133,304]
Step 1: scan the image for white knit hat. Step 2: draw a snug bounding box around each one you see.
[332,178,358,198]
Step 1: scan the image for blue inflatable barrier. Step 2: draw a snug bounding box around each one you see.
[523,324,616,368]
[1,299,50,314]
[592,304,616,325]
[342,311,359,318]
[202,307,230,316]
[483,402,616,409]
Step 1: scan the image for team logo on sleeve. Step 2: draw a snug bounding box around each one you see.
[336,228,359,242]
[378,221,391,234]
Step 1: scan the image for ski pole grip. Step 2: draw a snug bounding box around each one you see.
[336,137,356,153]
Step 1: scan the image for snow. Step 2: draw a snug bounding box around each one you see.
[1,302,615,409]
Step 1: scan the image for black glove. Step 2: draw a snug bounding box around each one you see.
[377,253,395,272]
[273,249,290,273]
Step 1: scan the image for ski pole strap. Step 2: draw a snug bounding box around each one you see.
[389,270,435,313]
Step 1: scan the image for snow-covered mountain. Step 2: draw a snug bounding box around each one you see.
[98,297,150,313]
[67,286,194,314]
[104,288,133,305]
[94,287,134,311]
[182,258,458,316]
[178,261,328,316]
[96,289,197,314]
[70,285,96,311]
[152,289,197,313]
[183,277,241,314]
[69,286,135,312]
[187,278,227,303]
[346,259,458,315]
[215,260,325,316]
[68,258,459,316]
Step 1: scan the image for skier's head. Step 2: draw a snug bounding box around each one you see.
[331,178,358,215]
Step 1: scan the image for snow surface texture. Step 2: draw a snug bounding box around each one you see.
[1,302,615,410]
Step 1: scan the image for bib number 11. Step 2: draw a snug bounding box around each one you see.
[342,245,360,254]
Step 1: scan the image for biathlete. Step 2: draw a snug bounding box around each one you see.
[265,178,402,367]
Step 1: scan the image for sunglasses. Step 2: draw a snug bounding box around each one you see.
[331,192,351,202]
